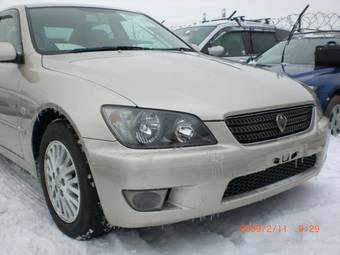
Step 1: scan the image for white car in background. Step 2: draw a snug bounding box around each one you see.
[0,4,329,240]
[174,19,289,62]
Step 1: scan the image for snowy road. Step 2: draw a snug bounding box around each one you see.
[0,137,339,255]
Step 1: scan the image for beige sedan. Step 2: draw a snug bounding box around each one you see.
[0,4,329,240]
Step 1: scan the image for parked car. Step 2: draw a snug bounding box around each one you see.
[174,19,289,62]
[254,31,340,136]
[0,4,329,240]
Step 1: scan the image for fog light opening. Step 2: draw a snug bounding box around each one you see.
[123,189,169,212]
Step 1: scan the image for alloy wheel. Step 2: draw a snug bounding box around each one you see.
[44,141,81,223]
[330,104,340,136]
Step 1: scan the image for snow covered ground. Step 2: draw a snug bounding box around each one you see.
[0,137,339,255]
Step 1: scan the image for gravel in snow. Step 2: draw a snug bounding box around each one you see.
[0,137,339,255]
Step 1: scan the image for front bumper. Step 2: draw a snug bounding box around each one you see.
[83,117,329,228]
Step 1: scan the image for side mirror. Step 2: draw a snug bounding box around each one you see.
[208,45,225,57]
[0,42,17,62]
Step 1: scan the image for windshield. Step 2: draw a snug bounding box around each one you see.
[174,26,216,46]
[27,7,191,54]
[256,41,285,65]
[257,37,340,65]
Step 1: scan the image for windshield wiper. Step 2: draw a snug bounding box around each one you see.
[281,5,309,63]
[67,46,153,53]
[158,47,195,52]
[66,46,195,54]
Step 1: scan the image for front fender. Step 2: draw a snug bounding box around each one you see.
[19,66,135,169]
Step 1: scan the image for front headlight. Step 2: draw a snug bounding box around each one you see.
[101,106,217,149]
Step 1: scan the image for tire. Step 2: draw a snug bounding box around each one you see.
[38,120,112,240]
[325,95,340,136]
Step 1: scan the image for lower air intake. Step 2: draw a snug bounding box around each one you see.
[223,155,317,199]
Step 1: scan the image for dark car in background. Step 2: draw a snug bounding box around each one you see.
[254,32,340,136]
[174,20,289,62]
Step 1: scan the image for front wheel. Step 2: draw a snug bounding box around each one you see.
[38,121,112,240]
[325,96,340,136]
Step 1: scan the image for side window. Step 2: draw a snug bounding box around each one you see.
[211,31,246,57]
[0,10,22,53]
[275,29,289,42]
[251,32,277,55]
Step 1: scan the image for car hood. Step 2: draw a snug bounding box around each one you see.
[43,51,314,120]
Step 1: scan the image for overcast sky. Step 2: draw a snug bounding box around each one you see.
[0,0,339,26]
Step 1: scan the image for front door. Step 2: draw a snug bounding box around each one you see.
[0,9,23,157]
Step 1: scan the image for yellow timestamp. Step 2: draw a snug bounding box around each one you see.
[240,224,288,233]
[239,224,321,233]
[297,225,320,233]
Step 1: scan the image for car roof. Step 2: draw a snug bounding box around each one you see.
[175,19,279,31]
[293,31,340,39]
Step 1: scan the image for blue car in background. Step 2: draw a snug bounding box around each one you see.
[254,31,340,136]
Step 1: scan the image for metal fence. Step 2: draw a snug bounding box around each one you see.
[273,12,340,30]
[170,12,340,31]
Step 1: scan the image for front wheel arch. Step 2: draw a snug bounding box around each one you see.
[31,106,89,168]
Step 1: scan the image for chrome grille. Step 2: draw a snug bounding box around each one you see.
[225,105,313,144]
[223,155,317,199]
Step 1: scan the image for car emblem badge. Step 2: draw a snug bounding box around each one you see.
[276,114,287,133]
